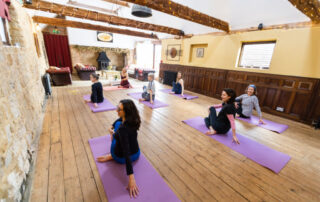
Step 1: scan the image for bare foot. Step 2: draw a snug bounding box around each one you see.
[97,154,113,162]
[205,129,216,135]
[85,100,90,103]
[139,98,145,102]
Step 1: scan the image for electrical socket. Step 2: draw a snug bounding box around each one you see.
[276,107,284,112]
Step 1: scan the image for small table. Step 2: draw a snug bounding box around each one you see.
[100,70,121,80]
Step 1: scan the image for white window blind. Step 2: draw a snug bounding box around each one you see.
[239,42,276,69]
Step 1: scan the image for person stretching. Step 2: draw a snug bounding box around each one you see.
[97,99,141,198]
[235,84,264,124]
[119,68,132,88]
[170,71,184,96]
[85,73,104,108]
[205,88,240,144]
[139,73,156,104]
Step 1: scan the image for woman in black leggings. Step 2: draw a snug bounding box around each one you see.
[205,88,240,144]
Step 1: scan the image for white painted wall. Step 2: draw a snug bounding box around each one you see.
[67,27,137,49]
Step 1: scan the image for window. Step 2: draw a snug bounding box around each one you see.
[0,17,10,45]
[238,41,276,69]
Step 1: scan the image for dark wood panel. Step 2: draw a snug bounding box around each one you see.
[160,63,320,124]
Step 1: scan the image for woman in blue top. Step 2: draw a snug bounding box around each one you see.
[170,71,184,96]
[97,99,141,198]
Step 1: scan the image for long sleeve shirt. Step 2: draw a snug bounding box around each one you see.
[91,82,104,103]
[236,94,262,118]
[113,119,140,175]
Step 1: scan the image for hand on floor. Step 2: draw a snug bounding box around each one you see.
[232,136,240,144]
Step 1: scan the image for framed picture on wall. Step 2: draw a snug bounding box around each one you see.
[166,44,181,61]
[97,32,113,43]
[196,48,204,58]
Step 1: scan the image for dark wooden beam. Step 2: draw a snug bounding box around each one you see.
[24,0,183,36]
[289,0,320,23]
[33,16,158,39]
[121,0,229,32]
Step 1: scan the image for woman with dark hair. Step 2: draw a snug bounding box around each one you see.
[97,99,141,198]
[85,73,104,108]
[170,71,184,96]
[119,68,131,88]
[235,84,264,124]
[205,88,240,144]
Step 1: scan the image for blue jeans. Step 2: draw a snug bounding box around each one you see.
[110,121,140,164]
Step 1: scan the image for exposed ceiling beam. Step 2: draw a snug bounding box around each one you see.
[24,0,184,36]
[121,0,229,32]
[289,0,320,23]
[33,16,158,39]
[101,0,130,8]
[67,0,119,15]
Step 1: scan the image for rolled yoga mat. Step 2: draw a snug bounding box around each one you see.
[215,107,288,133]
[83,95,117,113]
[89,135,180,202]
[182,116,291,173]
[160,89,198,100]
[128,92,169,109]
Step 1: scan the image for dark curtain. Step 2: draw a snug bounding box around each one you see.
[43,33,73,73]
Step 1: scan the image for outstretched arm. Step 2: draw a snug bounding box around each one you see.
[180,79,184,96]
[227,114,239,144]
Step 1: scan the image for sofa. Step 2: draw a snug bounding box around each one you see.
[74,64,96,80]
[46,67,72,86]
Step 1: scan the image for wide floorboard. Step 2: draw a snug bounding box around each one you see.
[30,80,320,202]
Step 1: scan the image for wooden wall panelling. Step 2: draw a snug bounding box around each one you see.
[160,63,320,123]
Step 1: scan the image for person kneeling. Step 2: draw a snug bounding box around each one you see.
[85,73,104,108]
[97,99,141,198]
[139,73,156,104]
[204,88,240,144]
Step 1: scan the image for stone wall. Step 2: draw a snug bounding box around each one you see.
[70,45,134,71]
[0,1,48,201]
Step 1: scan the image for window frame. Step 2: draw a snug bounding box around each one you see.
[0,17,10,45]
[238,41,276,70]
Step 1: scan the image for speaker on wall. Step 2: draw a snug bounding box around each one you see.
[258,23,263,30]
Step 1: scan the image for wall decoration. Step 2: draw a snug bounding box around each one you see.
[196,48,204,58]
[166,44,181,61]
[97,32,113,42]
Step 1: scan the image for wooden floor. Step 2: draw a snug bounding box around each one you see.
[30,80,320,202]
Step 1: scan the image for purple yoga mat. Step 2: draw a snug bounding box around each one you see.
[215,108,288,133]
[83,95,117,113]
[89,135,180,202]
[182,117,291,173]
[160,89,198,100]
[128,92,169,109]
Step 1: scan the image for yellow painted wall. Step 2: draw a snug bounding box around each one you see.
[161,26,320,78]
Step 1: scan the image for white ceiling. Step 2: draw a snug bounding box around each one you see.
[27,0,310,39]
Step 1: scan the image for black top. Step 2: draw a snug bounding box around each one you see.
[112,118,140,175]
[217,103,236,128]
[91,82,104,103]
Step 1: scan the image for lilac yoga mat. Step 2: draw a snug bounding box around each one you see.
[215,108,288,133]
[83,95,117,113]
[183,117,291,173]
[160,89,198,100]
[128,92,169,109]
[89,135,180,202]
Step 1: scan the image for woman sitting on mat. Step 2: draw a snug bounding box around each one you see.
[139,73,156,104]
[205,88,240,144]
[235,84,264,124]
[119,68,131,88]
[97,99,141,198]
[170,71,184,96]
[85,73,104,108]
